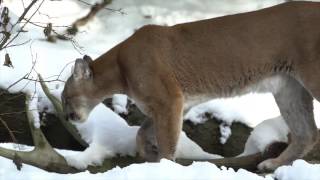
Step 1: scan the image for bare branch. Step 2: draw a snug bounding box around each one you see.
[5,39,31,49]
[0,94,79,173]
[67,0,124,36]
[0,0,38,50]
[1,0,45,50]
[15,0,38,25]
[0,60,37,97]
[77,0,125,15]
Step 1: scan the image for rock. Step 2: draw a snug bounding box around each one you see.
[0,90,33,146]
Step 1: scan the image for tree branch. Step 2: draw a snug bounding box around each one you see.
[0,94,79,173]
[1,0,45,50]
[66,0,123,36]
[0,0,39,50]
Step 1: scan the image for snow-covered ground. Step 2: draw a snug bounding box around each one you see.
[1,142,319,180]
[0,0,320,179]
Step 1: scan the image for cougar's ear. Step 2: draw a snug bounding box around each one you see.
[83,55,93,64]
[73,58,92,81]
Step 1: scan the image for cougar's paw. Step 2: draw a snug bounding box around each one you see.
[137,135,159,162]
[257,158,281,172]
[144,143,160,162]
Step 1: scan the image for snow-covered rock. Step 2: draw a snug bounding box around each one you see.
[239,116,289,156]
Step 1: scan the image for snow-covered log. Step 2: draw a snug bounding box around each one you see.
[0,94,79,173]
[0,86,319,173]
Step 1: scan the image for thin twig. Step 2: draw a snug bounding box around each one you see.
[2,0,45,50]
[5,39,31,49]
[23,77,65,83]
[21,0,26,9]
[0,117,18,144]
[0,0,38,49]
[0,58,37,97]
[21,20,72,28]
[0,93,25,106]
[77,0,125,15]
[0,109,37,116]
[14,0,38,25]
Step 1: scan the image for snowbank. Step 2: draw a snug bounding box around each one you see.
[0,143,318,180]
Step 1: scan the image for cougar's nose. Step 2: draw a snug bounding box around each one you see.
[68,112,77,121]
[70,112,76,120]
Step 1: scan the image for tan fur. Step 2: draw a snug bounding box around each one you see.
[62,2,320,171]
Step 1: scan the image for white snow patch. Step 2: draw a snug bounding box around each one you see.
[26,92,41,128]
[219,123,232,144]
[239,116,289,156]
[105,159,272,180]
[175,132,223,159]
[65,104,221,169]
[274,160,320,180]
[65,104,138,169]
[185,93,280,127]
[112,94,128,114]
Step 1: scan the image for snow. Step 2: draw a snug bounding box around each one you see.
[0,143,318,180]
[112,94,128,114]
[219,123,232,145]
[64,104,138,169]
[26,91,41,129]
[0,0,319,179]
[239,116,289,156]
[0,145,270,180]
[274,160,320,180]
[65,104,221,169]
[184,93,280,127]
[104,159,272,180]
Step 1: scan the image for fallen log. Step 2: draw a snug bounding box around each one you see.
[0,79,319,173]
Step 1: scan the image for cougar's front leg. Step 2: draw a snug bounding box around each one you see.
[258,76,318,171]
[136,92,183,161]
[120,53,184,161]
[136,118,159,161]
[152,95,183,161]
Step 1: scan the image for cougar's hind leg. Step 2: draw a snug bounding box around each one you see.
[258,76,318,171]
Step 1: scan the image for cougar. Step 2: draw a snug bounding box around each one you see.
[62,2,319,171]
